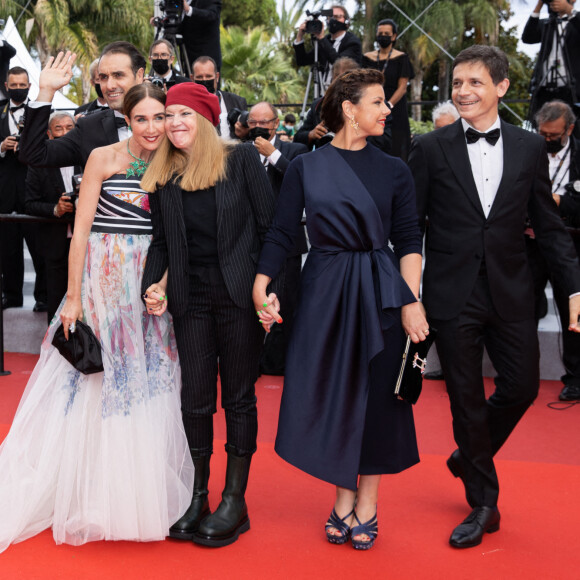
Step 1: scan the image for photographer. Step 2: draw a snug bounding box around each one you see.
[523,0,580,119]
[192,56,246,138]
[147,39,191,89]
[294,5,362,90]
[1,66,47,312]
[527,100,580,401]
[180,0,222,73]
[24,112,80,323]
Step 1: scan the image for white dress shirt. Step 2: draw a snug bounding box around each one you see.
[218,92,231,139]
[0,99,28,158]
[462,117,503,218]
[259,135,281,168]
[548,141,571,196]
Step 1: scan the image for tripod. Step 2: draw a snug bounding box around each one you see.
[528,12,577,126]
[300,38,326,120]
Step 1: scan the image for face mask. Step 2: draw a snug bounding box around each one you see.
[284,124,294,131]
[376,35,392,48]
[95,83,104,99]
[8,87,29,104]
[546,138,565,154]
[248,127,271,141]
[328,18,347,34]
[152,59,170,76]
[194,79,216,94]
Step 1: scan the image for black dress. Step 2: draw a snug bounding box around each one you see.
[257,144,421,490]
[362,52,414,162]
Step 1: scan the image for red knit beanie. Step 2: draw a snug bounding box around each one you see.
[166,83,221,127]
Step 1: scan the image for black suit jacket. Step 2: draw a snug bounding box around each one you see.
[294,30,362,70]
[142,143,280,316]
[180,0,222,71]
[74,99,107,116]
[0,100,28,212]
[409,119,580,322]
[24,165,79,261]
[267,136,308,255]
[19,104,119,168]
[221,91,247,113]
[522,13,580,100]
[559,136,580,229]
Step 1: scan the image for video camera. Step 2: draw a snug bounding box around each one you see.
[304,8,334,35]
[153,0,182,38]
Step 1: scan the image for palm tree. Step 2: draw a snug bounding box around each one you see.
[220,25,304,105]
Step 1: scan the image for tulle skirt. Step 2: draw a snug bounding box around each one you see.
[0,232,194,552]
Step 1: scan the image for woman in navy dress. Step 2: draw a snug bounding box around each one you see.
[253,69,428,550]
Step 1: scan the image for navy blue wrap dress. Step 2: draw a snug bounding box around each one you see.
[257,143,422,490]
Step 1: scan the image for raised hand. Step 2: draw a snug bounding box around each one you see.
[38,51,77,102]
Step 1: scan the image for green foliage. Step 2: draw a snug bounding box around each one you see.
[409,118,433,135]
[220,25,303,105]
[221,0,279,31]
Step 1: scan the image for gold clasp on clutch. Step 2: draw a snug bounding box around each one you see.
[412,353,427,374]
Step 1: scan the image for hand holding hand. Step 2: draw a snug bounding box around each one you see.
[144,282,168,316]
[401,301,429,344]
[253,293,282,333]
[60,297,83,340]
[38,51,77,101]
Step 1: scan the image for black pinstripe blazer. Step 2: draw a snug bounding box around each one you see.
[142,143,280,316]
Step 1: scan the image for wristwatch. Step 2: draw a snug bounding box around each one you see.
[53,205,60,218]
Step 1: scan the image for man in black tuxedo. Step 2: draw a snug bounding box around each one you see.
[249,101,308,374]
[1,66,47,311]
[294,5,362,91]
[147,39,191,89]
[191,56,246,139]
[24,112,79,323]
[527,100,580,401]
[408,45,580,549]
[180,0,222,73]
[523,0,580,119]
[19,41,145,169]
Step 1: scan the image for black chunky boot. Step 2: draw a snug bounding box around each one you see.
[193,448,252,547]
[169,451,211,540]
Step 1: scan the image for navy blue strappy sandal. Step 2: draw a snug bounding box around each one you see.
[325,508,354,544]
[350,511,378,550]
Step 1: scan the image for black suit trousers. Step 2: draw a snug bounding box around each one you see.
[431,275,540,508]
[172,266,263,456]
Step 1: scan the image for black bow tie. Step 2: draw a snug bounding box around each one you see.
[465,127,501,146]
[114,116,128,129]
[10,103,24,112]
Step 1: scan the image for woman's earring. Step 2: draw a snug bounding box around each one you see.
[349,115,359,134]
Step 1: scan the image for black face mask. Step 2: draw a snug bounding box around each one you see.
[376,35,392,48]
[95,83,104,99]
[328,18,348,34]
[546,138,566,154]
[152,59,170,76]
[248,127,271,141]
[8,87,29,104]
[194,79,216,94]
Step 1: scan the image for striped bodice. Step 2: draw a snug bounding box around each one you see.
[91,174,152,235]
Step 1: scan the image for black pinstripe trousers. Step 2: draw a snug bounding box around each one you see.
[172,265,263,457]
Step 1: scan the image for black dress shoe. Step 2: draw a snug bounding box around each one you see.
[424,370,445,380]
[33,301,48,313]
[449,506,500,548]
[559,384,580,401]
[2,297,23,310]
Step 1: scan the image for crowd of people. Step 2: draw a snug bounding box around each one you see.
[0,2,579,558]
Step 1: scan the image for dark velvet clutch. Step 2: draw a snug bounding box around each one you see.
[52,320,104,375]
[394,329,437,404]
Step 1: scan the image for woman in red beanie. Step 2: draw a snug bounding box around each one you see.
[141,82,279,548]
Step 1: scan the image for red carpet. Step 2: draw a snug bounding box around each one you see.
[0,353,579,579]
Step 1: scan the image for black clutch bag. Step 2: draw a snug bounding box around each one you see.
[394,329,437,404]
[51,320,104,375]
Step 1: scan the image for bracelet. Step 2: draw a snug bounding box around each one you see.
[53,205,60,218]
[387,101,394,110]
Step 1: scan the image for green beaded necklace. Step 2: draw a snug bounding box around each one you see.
[126,139,150,178]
